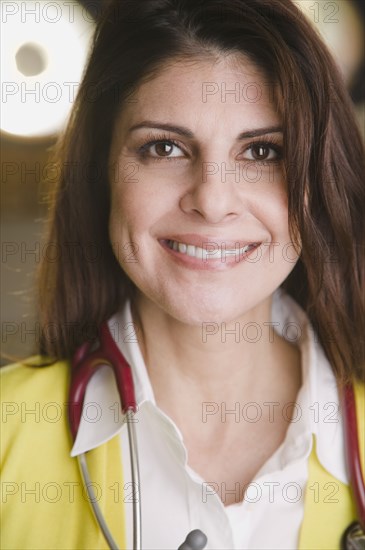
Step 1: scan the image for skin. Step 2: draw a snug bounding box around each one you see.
[108,54,302,504]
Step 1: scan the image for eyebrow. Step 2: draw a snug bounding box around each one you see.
[237,126,283,139]
[128,121,194,137]
[128,121,283,139]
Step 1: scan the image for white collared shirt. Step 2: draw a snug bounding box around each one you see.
[71,290,348,549]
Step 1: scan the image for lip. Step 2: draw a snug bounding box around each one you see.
[158,236,261,271]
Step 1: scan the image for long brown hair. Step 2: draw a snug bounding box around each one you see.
[37,0,364,386]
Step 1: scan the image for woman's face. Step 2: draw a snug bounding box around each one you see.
[108,55,299,324]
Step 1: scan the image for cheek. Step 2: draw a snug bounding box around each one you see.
[108,197,145,286]
[109,161,180,227]
[108,182,141,263]
[109,176,149,230]
[252,186,296,266]
[271,182,289,228]
[108,176,167,258]
[269,186,301,251]
[254,185,289,236]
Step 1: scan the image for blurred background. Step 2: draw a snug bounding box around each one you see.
[1,0,364,364]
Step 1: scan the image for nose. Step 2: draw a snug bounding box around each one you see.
[180,159,242,223]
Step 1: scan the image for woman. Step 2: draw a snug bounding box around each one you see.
[1,0,364,548]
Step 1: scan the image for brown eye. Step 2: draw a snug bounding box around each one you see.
[154,142,174,156]
[251,144,272,160]
[242,141,282,162]
[139,139,185,159]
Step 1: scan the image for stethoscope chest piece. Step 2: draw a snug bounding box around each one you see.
[341,521,365,550]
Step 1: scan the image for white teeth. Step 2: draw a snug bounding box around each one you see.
[167,240,256,260]
[187,245,195,257]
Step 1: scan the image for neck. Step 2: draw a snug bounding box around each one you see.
[130,291,302,487]
[130,291,300,410]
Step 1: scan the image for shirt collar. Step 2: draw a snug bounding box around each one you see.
[70,290,349,485]
[271,290,348,484]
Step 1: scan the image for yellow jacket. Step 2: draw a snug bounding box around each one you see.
[1,359,364,549]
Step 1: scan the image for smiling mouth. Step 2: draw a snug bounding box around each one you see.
[164,239,259,261]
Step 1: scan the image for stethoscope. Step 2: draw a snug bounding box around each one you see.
[68,321,365,550]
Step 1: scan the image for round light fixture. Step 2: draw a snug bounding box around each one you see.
[1,1,94,140]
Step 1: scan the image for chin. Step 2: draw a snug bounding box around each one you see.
[153,288,266,326]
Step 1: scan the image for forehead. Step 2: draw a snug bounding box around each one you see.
[114,55,281,137]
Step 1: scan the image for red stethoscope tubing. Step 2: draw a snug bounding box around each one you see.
[68,322,137,441]
[68,321,365,531]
